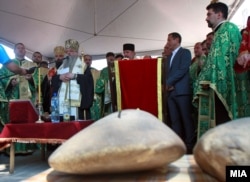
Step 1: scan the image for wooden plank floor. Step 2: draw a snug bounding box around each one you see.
[0,149,51,182]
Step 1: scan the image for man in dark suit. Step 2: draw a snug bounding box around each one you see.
[165,32,196,154]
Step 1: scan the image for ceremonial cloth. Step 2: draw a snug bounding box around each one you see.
[115,58,162,120]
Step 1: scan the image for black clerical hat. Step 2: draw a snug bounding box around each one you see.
[123,43,135,51]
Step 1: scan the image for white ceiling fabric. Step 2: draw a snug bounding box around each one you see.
[0,0,246,59]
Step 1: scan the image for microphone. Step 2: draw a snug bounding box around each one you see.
[26,67,37,74]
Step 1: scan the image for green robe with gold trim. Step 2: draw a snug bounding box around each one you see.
[91,67,112,120]
[0,58,39,154]
[193,22,250,138]
[189,55,206,128]
[0,80,8,131]
[189,55,206,93]
[1,58,39,104]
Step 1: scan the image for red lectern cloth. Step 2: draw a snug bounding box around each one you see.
[0,121,93,150]
[115,58,162,120]
[9,99,39,123]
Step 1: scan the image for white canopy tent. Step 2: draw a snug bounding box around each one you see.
[0,0,249,64]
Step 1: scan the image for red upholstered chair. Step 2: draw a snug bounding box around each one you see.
[9,99,38,123]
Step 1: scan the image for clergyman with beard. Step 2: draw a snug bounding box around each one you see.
[51,39,94,120]
[41,46,65,114]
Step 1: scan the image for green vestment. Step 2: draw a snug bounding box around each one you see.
[193,22,250,138]
[0,58,39,154]
[0,80,8,131]
[91,67,112,120]
[189,55,206,128]
[189,55,206,93]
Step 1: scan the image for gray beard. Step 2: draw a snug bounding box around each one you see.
[62,55,78,72]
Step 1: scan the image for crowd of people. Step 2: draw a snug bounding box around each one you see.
[161,2,249,154]
[0,1,250,155]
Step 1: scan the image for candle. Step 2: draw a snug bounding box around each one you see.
[38,67,41,103]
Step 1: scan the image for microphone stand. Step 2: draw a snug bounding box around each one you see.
[36,103,44,123]
[35,59,65,123]
[35,63,44,123]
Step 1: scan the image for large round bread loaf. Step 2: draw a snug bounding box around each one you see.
[194,117,250,181]
[49,109,186,174]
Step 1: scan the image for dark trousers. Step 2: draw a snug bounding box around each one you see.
[78,108,91,120]
[215,94,231,125]
[167,91,196,152]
